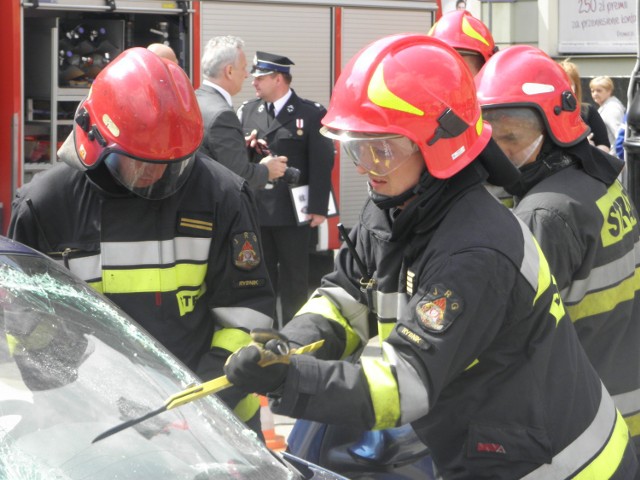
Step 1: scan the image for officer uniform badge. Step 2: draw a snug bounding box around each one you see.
[233,232,261,270]
[415,284,462,333]
[258,104,265,113]
[296,119,304,136]
[287,104,295,113]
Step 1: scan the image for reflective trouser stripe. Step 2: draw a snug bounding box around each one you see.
[101,264,207,294]
[361,357,400,430]
[211,328,252,353]
[297,295,362,359]
[566,267,640,321]
[234,394,260,422]
[522,386,629,479]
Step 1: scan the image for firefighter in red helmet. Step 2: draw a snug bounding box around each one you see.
[477,44,640,455]
[428,9,497,75]
[225,35,638,478]
[9,47,275,435]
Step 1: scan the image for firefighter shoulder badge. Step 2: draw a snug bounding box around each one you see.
[415,284,463,333]
[233,232,261,270]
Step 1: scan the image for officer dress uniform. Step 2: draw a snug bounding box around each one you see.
[239,53,334,324]
[271,163,638,478]
[511,143,640,453]
[9,153,275,431]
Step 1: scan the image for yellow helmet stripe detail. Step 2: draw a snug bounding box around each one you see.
[368,64,424,116]
[476,116,483,136]
[461,16,490,47]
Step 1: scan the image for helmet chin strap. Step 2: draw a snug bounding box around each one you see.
[369,170,432,210]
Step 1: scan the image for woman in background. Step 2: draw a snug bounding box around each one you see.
[590,74,626,152]
[560,60,610,152]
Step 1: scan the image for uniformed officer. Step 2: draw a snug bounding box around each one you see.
[225,35,639,478]
[477,44,640,454]
[9,48,275,435]
[238,51,335,325]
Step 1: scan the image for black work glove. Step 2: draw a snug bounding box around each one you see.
[224,329,291,396]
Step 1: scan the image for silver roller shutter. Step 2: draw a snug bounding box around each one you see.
[200,2,332,110]
[339,7,434,228]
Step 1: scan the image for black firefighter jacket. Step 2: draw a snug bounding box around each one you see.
[273,163,638,479]
[9,154,275,422]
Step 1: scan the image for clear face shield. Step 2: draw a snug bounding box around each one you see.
[320,128,420,176]
[104,151,195,200]
[482,107,545,168]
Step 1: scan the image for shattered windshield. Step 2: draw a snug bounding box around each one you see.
[0,252,296,480]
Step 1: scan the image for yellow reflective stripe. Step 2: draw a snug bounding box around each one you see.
[297,296,361,359]
[566,267,640,321]
[574,411,629,480]
[102,264,207,294]
[464,358,479,371]
[461,15,491,46]
[6,334,18,356]
[596,181,637,248]
[368,64,424,116]
[361,357,400,430]
[88,280,103,293]
[377,321,395,342]
[533,238,551,305]
[211,328,252,353]
[624,411,640,439]
[233,394,260,422]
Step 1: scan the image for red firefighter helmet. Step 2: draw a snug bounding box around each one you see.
[321,34,491,179]
[475,45,588,147]
[428,10,497,62]
[72,47,203,199]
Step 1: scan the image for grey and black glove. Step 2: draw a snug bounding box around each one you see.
[224,329,290,396]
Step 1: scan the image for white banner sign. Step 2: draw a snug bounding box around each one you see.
[559,0,637,54]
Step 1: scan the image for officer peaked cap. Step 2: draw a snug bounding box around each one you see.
[251,51,295,77]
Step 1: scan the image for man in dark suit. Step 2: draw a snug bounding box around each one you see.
[195,36,287,190]
[239,51,335,325]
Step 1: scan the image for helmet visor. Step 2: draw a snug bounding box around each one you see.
[321,128,419,176]
[482,107,545,168]
[104,152,195,200]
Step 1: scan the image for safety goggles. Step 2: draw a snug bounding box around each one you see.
[321,128,420,176]
[482,107,545,168]
[104,151,195,200]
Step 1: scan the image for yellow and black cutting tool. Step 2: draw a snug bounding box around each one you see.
[92,339,324,443]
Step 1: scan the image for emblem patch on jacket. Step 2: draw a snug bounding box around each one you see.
[233,232,261,270]
[415,284,462,333]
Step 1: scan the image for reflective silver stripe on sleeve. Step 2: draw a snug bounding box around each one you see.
[521,383,616,480]
[613,387,640,416]
[560,241,640,303]
[517,218,540,292]
[312,286,371,345]
[58,254,102,282]
[382,341,430,424]
[373,290,408,320]
[212,306,273,330]
[101,238,211,266]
